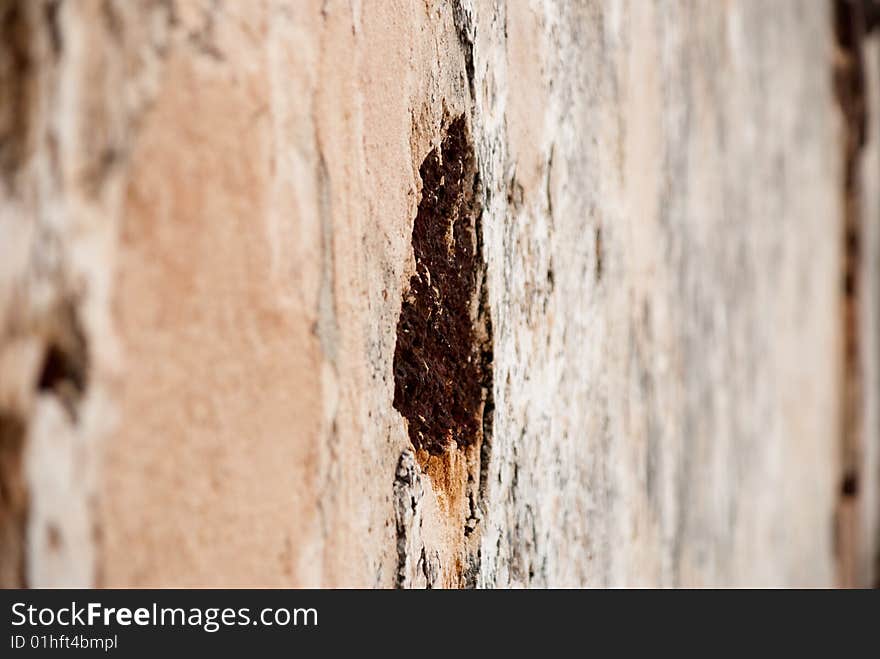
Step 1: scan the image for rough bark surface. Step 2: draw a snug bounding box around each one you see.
[0,0,878,587]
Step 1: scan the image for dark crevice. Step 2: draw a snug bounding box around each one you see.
[460,547,481,588]
[475,177,494,511]
[44,0,62,58]
[0,410,27,587]
[392,451,420,588]
[38,300,89,423]
[842,471,860,497]
[452,2,476,102]
[392,116,492,456]
[0,0,34,194]
[831,0,879,587]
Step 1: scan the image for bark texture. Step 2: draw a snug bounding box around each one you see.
[0,0,878,587]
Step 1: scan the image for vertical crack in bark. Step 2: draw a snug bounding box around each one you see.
[393,116,492,456]
[0,411,27,587]
[392,451,424,588]
[831,0,879,587]
[452,2,476,103]
[0,0,33,588]
[0,0,34,194]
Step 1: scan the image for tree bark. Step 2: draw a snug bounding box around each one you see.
[0,0,878,587]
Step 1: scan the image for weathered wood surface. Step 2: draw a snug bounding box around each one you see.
[0,0,877,587]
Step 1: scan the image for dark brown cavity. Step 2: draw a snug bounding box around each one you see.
[393,116,491,455]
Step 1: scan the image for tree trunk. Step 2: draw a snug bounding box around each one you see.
[1,0,878,587]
